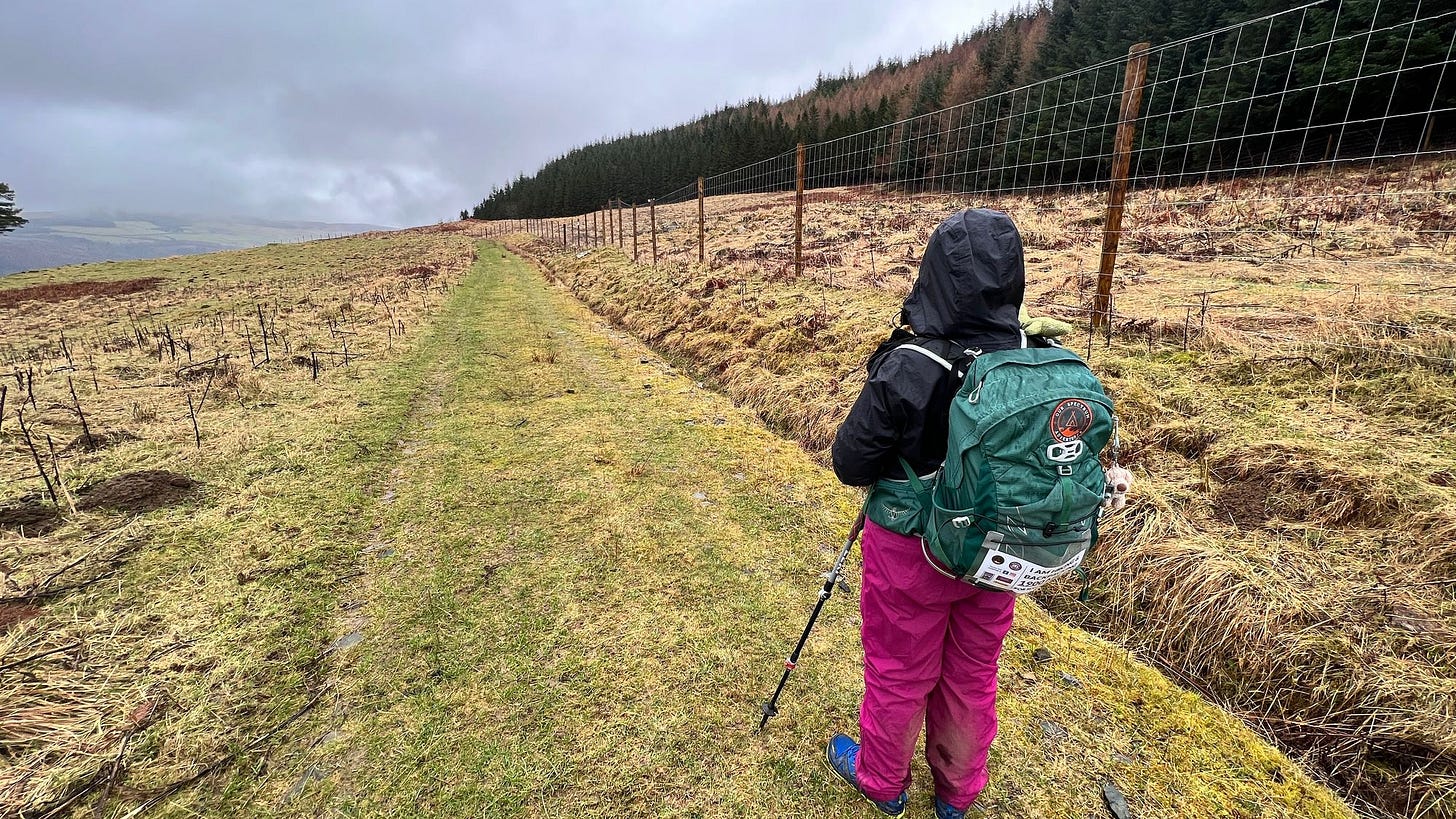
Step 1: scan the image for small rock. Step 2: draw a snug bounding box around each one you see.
[1032,647,1054,664]
[1101,780,1131,819]
[1040,720,1070,740]
[712,416,726,425]
[1017,671,1036,684]
[732,473,746,481]
[692,492,709,501]
[1111,752,1135,766]
[1058,671,1083,688]
[326,630,363,653]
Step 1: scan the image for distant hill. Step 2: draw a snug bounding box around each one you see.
[0,212,392,275]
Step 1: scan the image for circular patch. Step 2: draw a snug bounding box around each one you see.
[1050,399,1094,443]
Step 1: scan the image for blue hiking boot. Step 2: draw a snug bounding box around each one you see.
[825,733,908,817]
[934,796,985,818]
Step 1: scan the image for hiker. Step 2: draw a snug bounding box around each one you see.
[826,208,1128,819]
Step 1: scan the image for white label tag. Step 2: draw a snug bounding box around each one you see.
[971,546,1087,594]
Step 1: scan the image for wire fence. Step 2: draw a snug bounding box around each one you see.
[491,0,1456,370]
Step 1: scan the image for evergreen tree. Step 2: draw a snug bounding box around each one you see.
[0,183,26,235]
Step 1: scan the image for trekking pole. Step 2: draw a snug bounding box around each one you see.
[757,510,866,732]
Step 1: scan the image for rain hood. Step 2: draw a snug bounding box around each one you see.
[900,208,1026,352]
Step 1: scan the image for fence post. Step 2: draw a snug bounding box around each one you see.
[795,142,806,279]
[617,200,625,249]
[650,199,658,264]
[697,176,706,264]
[1092,42,1151,332]
[632,203,639,262]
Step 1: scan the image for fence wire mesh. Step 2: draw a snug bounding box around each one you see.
[508,0,1454,370]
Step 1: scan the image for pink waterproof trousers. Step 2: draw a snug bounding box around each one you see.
[855,519,1016,809]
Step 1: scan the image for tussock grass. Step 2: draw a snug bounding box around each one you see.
[498,162,1456,818]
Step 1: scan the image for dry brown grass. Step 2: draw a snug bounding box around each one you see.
[0,231,476,817]
[489,158,1456,818]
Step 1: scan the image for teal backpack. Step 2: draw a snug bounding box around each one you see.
[879,344,1118,594]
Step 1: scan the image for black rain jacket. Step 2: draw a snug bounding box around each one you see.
[831,209,1028,486]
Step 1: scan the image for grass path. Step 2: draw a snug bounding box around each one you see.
[229,243,1350,818]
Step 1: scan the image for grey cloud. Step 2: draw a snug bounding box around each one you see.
[4,0,1007,227]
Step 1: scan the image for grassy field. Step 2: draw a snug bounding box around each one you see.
[3,238,1352,817]
[1,229,476,815]
[491,161,1456,818]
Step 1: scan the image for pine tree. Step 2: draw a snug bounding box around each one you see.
[0,183,26,235]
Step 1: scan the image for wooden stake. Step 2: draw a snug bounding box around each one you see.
[650,199,658,264]
[1092,42,1150,331]
[67,376,92,447]
[697,177,705,264]
[795,142,806,279]
[46,434,77,514]
[632,203,639,262]
[187,394,201,448]
[257,303,270,364]
[17,409,59,504]
[617,200,624,248]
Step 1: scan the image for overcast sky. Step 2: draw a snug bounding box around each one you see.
[4,1,1012,228]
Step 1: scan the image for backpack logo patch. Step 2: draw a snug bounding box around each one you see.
[1050,399,1093,443]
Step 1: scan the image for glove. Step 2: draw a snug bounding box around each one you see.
[1020,305,1074,338]
[1103,465,1133,511]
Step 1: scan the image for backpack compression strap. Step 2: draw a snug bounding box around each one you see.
[897,343,954,370]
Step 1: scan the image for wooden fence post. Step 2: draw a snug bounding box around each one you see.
[1092,42,1151,332]
[697,176,705,264]
[795,142,806,279]
[632,203,639,262]
[616,200,624,249]
[650,199,658,264]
